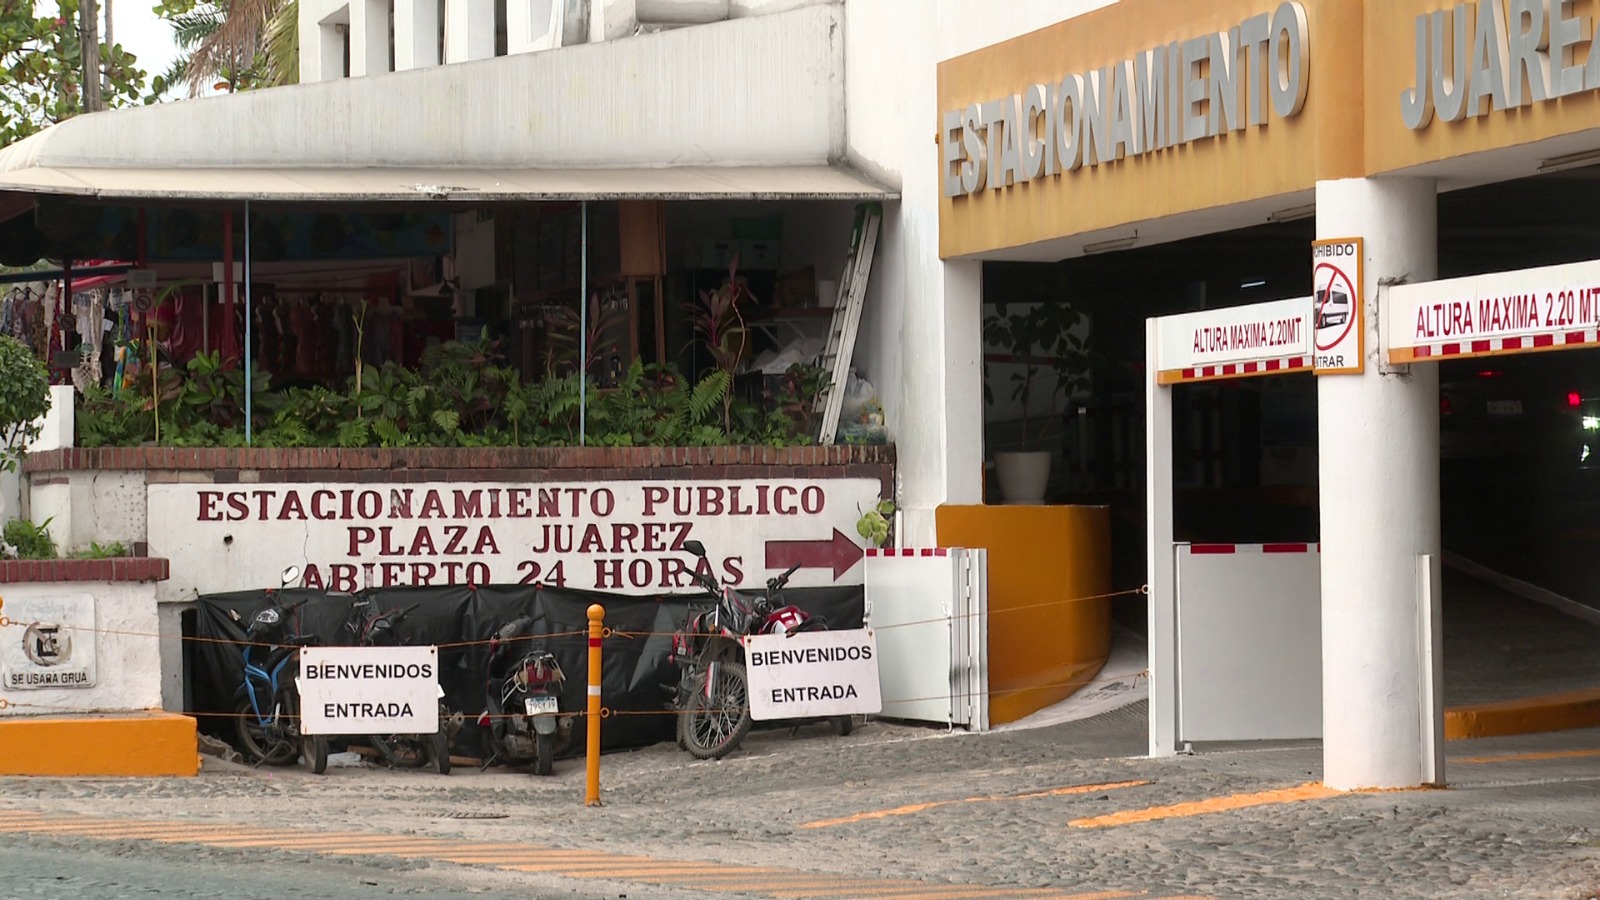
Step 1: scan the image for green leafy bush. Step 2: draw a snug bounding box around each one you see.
[3,517,56,560]
[77,339,819,450]
[0,335,51,472]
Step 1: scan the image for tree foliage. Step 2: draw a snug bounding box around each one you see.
[0,0,153,146]
[154,0,298,96]
[0,334,51,472]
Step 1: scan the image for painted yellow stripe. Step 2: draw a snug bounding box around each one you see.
[162,830,328,844]
[802,780,1151,829]
[565,867,790,879]
[499,857,677,871]
[727,882,1061,898]
[1454,748,1600,764]
[1071,782,1338,828]
[386,843,538,856]
[205,835,423,849]
[0,810,1191,900]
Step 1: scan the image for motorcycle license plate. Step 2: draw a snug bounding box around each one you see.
[524,696,559,716]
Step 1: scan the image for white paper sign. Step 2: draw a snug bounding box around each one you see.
[746,628,881,721]
[1,595,96,690]
[297,645,440,735]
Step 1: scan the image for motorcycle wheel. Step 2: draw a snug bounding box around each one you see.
[681,661,752,761]
[235,697,297,766]
[428,731,452,775]
[534,731,555,776]
[370,734,431,768]
[302,733,329,775]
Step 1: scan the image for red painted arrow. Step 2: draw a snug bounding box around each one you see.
[764,528,865,580]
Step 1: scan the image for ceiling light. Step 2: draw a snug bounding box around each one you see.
[1536,148,1600,174]
[1083,231,1138,255]
[1266,204,1316,224]
[1240,278,1267,289]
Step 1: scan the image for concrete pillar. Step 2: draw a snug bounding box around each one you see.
[1315,177,1440,790]
[395,0,441,69]
[300,2,351,82]
[444,0,496,63]
[348,0,391,76]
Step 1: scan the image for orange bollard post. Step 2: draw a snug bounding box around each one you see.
[585,603,604,807]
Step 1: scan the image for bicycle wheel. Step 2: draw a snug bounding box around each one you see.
[234,697,296,766]
[681,662,751,761]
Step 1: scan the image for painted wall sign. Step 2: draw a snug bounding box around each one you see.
[746,628,882,721]
[1312,238,1364,374]
[1384,257,1600,363]
[1,595,96,690]
[1154,295,1314,384]
[298,646,440,735]
[147,479,882,596]
[1400,0,1600,130]
[942,2,1310,199]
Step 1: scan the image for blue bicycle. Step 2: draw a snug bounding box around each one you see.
[232,566,329,774]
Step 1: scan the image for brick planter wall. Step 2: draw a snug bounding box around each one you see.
[25,445,895,495]
[0,558,170,583]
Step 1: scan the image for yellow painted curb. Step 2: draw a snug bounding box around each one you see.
[1444,688,1600,741]
[0,711,199,777]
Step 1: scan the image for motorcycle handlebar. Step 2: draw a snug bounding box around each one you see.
[767,563,800,593]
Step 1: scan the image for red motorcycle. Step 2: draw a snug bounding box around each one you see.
[668,539,852,760]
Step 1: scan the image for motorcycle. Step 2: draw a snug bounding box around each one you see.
[231,565,330,775]
[667,540,852,761]
[345,599,451,775]
[477,616,574,776]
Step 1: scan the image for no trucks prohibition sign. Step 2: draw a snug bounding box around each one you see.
[1312,237,1364,375]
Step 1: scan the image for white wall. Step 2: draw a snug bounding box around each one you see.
[28,471,146,556]
[0,582,163,716]
[52,6,844,171]
[844,0,1115,540]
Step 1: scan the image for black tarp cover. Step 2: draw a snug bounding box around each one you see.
[192,583,864,757]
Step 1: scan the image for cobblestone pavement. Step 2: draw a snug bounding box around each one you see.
[4,706,1600,900]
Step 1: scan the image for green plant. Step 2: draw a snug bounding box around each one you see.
[773,362,831,442]
[856,500,896,548]
[70,541,128,559]
[688,260,756,434]
[982,301,1092,450]
[0,334,51,472]
[3,517,56,560]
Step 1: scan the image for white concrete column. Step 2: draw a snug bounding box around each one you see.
[349,0,392,76]
[445,0,496,63]
[1315,177,1440,790]
[394,0,441,69]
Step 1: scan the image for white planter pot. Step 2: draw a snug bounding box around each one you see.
[636,0,731,24]
[994,450,1052,505]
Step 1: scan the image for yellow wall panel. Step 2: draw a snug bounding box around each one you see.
[935,504,1113,726]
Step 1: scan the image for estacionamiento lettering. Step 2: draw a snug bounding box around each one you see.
[942,2,1308,198]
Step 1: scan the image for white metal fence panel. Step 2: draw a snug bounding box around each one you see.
[1175,543,1321,742]
[865,548,989,728]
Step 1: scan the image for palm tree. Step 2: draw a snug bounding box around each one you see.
[162,0,297,96]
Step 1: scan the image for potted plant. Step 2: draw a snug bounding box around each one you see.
[982,300,1091,504]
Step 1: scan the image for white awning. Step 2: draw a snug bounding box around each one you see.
[0,163,895,203]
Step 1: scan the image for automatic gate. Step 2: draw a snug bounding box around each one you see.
[1146,296,1322,756]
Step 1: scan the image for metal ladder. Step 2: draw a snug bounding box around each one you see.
[816,202,882,444]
